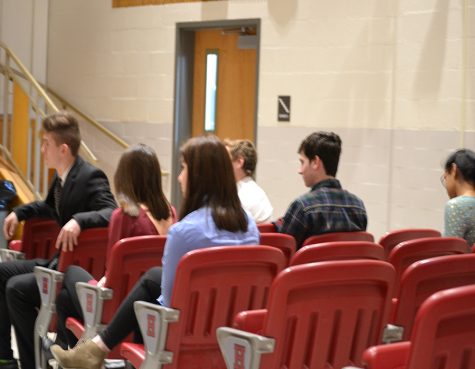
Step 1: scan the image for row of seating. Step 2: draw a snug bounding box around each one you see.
[257,222,444,256]
[361,284,475,369]
[0,218,446,265]
[219,279,475,369]
[2,219,472,369]
[4,220,467,299]
[52,241,475,368]
[119,249,475,369]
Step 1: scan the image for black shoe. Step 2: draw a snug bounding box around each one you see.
[0,359,18,369]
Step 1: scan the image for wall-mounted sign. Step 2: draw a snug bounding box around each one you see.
[278,96,290,122]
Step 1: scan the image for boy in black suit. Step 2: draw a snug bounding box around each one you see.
[0,111,117,369]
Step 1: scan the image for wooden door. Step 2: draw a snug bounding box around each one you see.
[192,29,257,141]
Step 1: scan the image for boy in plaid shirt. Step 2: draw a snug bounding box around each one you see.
[279,132,367,248]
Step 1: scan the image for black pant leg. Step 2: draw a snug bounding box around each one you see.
[0,259,39,361]
[6,272,42,369]
[99,267,162,350]
[55,265,93,348]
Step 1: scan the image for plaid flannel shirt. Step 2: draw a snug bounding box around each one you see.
[280,178,367,248]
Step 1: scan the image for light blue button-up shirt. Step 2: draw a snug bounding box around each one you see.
[158,207,259,306]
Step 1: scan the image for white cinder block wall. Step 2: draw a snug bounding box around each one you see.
[44,0,474,239]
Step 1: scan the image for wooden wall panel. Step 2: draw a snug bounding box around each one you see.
[12,82,29,176]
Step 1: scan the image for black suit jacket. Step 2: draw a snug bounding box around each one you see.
[14,156,117,230]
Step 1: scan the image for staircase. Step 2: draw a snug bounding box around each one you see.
[0,42,129,207]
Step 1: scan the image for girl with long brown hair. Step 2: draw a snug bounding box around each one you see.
[51,135,259,369]
[53,144,175,350]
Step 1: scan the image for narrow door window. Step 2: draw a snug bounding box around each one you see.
[204,50,219,132]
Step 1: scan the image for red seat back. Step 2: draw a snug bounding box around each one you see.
[259,233,296,265]
[14,218,61,259]
[257,223,276,233]
[164,245,287,369]
[57,228,108,280]
[290,241,385,266]
[406,285,475,369]
[378,228,441,257]
[302,231,374,247]
[258,260,395,369]
[392,254,475,340]
[388,237,468,297]
[66,235,167,359]
[103,235,166,323]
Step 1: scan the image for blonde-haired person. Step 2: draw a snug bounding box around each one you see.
[225,139,273,223]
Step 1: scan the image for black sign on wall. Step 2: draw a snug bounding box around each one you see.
[278,96,291,122]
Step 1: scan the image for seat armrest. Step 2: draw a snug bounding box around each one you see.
[217,327,275,369]
[363,342,411,369]
[133,301,180,369]
[382,324,404,344]
[120,342,145,369]
[66,317,86,340]
[34,266,64,334]
[75,282,113,339]
[0,248,25,261]
[34,266,64,369]
[233,309,267,333]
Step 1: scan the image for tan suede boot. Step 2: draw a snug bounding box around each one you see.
[50,339,107,369]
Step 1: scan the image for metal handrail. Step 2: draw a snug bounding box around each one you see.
[0,60,128,151]
[0,42,102,199]
[0,43,98,163]
[0,42,58,111]
[46,87,129,149]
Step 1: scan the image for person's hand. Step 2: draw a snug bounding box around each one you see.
[3,212,19,240]
[55,219,81,252]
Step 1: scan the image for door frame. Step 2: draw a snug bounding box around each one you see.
[172,19,261,207]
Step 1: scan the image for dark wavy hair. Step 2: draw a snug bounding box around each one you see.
[114,144,170,220]
[179,135,247,232]
[298,131,342,176]
[444,149,475,185]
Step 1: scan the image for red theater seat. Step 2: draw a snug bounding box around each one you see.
[257,223,276,233]
[385,253,475,342]
[218,260,395,369]
[290,241,385,266]
[120,245,286,369]
[65,235,167,358]
[363,284,475,369]
[0,218,60,261]
[378,228,441,257]
[302,231,374,247]
[259,233,296,265]
[34,227,108,369]
[387,237,467,297]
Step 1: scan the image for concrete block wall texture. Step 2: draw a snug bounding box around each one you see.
[41,0,473,239]
[0,0,49,83]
